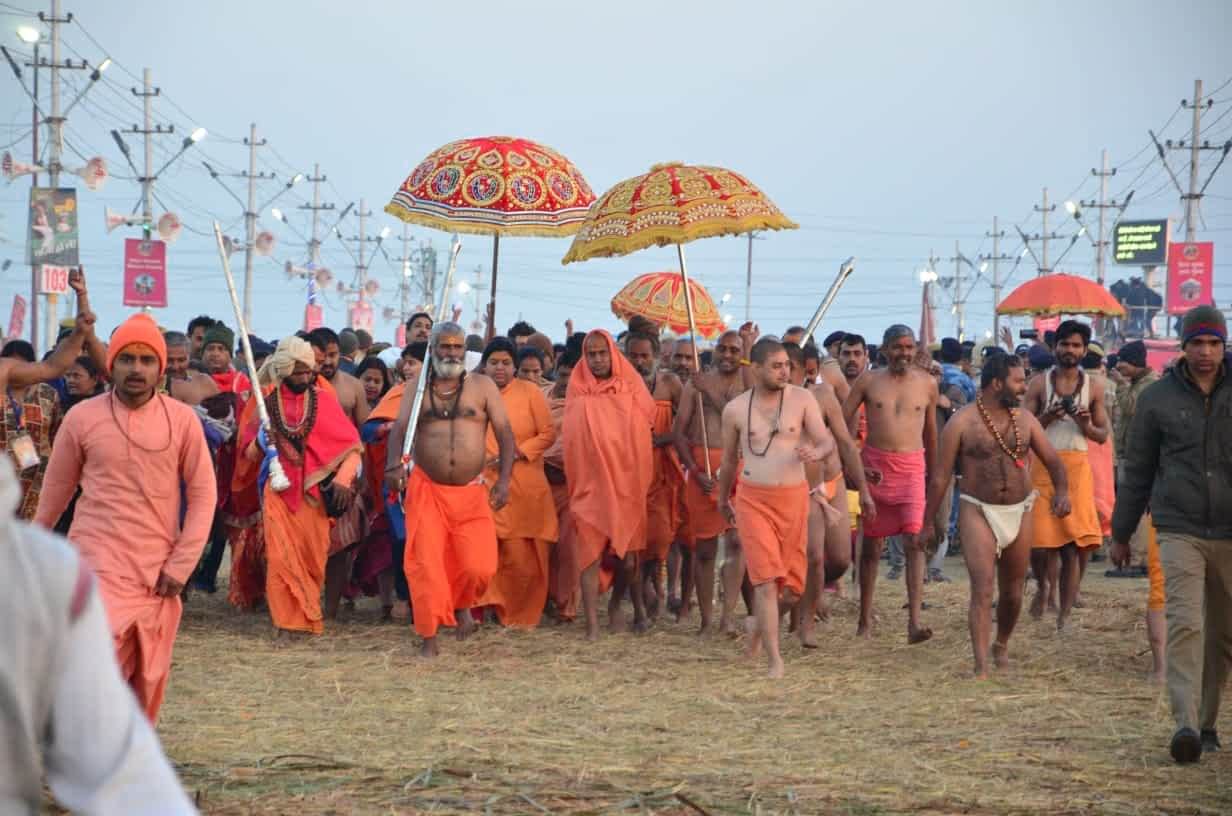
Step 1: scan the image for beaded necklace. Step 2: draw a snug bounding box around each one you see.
[269,385,318,451]
[976,394,1026,468]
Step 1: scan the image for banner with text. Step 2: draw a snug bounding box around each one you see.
[1166,241,1214,315]
[1113,219,1169,266]
[122,238,168,307]
[27,187,79,267]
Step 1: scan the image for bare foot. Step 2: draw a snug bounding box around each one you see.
[743,616,762,659]
[721,617,740,639]
[973,668,989,680]
[608,607,627,634]
[1028,594,1044,620]
[767,655,785,679]
[856,619,873,640]
[391,600,410,621]
[697,621,715,637]
[585,622,600,642]
[992,641,1009,670]
[1147,670,1165,685]
[420,637,440,658]
[631,616,650,635]
[799,622,819,649]
[817,596,832,623]
[455,610,478,641]
[907,625,933,645]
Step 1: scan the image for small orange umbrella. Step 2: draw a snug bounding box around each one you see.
[996,273,1125,317]
[611,271,727,338]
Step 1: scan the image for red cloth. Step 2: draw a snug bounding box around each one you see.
[861,445,926,538]
[236,382,361,513]
[562,330,654,567]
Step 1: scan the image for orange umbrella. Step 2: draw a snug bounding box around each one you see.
[611,271,727,338]
[996,273,1125,317]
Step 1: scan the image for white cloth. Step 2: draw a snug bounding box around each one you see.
[1043,368,1091,452]
[0,457,196,815]
[959,490,1038,557]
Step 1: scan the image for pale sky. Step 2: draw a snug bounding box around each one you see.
[2,0,1229,347]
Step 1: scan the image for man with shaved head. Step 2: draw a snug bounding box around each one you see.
[673,327,755,635]
[843,324,939,644]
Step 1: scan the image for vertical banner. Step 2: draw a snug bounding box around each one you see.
[1033,315,1061,335]
[1166,242,1214,315]
[395,322,407,347]
[122,238,168,307]
[303,304,324,332]
[27,188,79,266]
[350,299,374,333]
[7,294,27,340]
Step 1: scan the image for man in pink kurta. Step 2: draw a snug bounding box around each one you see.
[35,313,216,722]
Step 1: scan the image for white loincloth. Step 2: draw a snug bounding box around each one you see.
[959,491,1038,558]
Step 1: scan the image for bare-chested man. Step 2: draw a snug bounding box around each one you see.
[717,338,835,678]
[625,332,684,619]
[923,352,1071,677]
[783,343,872,645]
[673,329,753,634]
[163,333,219,406]
[844,325,938,644]
[309,327,372,619]
[1022,320,1108,631]
[385,322,514,657]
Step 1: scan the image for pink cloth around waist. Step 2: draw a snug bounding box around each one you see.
[860,445,925,505]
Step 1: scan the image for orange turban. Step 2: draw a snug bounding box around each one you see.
[106,312,168,374]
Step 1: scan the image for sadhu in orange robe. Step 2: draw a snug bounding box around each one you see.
[542,382,579,620]
[235,380,361,635]
[645,395,683,561]
[561,330,654,591]
[477,378,558,626]
[34,391,216,721]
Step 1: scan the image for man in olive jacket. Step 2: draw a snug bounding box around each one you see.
[1111,305,1231,765]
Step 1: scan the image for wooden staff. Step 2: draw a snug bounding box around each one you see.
[676,243,715,478]
[213,221,290,492]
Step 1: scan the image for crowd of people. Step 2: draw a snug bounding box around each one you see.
[2,267,1230,800]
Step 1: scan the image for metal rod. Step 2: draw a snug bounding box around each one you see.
[486,233,500,342]
[213,221,289,492]
[401,237,463,470]
[676,243,712,478]
[803,256,856,345]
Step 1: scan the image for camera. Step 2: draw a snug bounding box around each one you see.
[1019,329,1039,340]
[1059,395,1076,414]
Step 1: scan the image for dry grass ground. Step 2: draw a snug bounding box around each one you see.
[161,561,1230,815]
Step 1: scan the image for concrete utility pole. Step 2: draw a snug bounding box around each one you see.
[980,217,1012,342]
[1035,187,1056,275]
[42,0,69,353]
[242,123,266,327]
[130,68,171,240]
[354,198,370,321]
[744,231,758,323]
[300,163,334,266]
[1184,79,1203,243]
[951,240,965,340]
[1079,149,1117,285]
[398,223,412,323]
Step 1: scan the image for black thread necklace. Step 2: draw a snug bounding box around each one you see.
[746,388,785,458]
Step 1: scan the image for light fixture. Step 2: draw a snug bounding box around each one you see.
[720,292,732,304]
[16,26,40,44]
[1019,247,1029,258]
[979,261,989,274]
[984,330,993,339]
[951,305,958,315]
[270,207,284,222]
[379,226,391,240]
[290,173,305,185]
[722,313,734,324]
[457,280,471,294]
[1077,225,1087,237]
[918,268,938,283]
[1064,200,1078,216]
[189,127,207,143]
[95,57,112,73]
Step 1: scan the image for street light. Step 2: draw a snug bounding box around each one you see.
[189,126,207,143]
[457,280,472,294]
[1064,200,1079,217]
[16,25,40,43]
[270,207,285,222]
[379,226,391,240]
[918,268,938,284]
[720,292,732,304]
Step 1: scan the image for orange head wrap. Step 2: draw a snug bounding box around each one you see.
[106,312,168,374]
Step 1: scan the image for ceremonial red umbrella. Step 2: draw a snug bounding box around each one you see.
[611,271,727,338]
[386,136,595,338]
[996,273,1125,317]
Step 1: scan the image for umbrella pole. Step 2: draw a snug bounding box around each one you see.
[676,244,712,479]
[486,233,500,342]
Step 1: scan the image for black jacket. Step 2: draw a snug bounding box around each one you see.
[1111,361,1232,542]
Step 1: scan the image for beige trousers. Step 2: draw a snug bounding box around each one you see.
[1157,533,1232,732]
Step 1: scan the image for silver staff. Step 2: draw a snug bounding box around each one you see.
[803,256,856,345]
[400,237,463,472]
[212,221,290,492]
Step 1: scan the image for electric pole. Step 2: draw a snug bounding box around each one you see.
[980,217,1012,343]
[242,123,267,326]
[949,240,965,340]
[299,163,334,266]
[130,68,170,239]
[397,223,412,324]
[1078,150,1120,285]
[470,266,484,335]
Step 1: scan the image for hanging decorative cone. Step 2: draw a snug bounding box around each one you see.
[385,136,595,237]
[561,162,797,264]
[996,273,1125,317]
[611,271,727,338]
